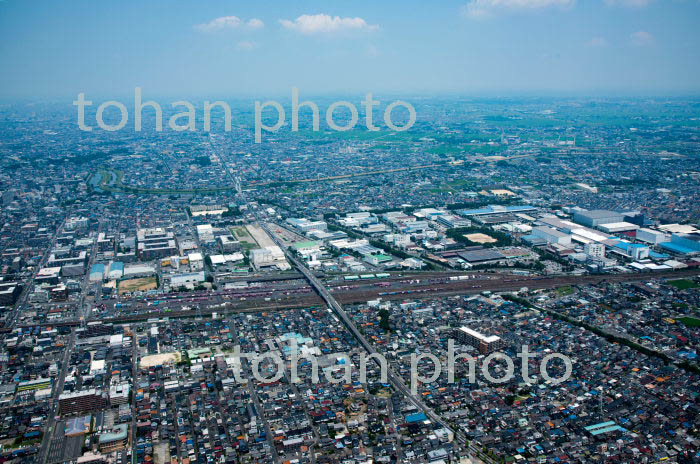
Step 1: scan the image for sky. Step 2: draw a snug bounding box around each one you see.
[1,0,699,100]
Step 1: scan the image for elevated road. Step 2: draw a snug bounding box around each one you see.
[257,219,493,464]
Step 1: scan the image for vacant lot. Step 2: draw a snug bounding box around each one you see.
[119,276,158,294]
[464,233,498,244]
[247,224,276,248]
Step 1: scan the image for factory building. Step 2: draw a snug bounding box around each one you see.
[170,271,206,287]
[661,233,700,255]
[436,214,472,229]
[286,217,328,233]
[671,233,700,252]
[250,246,291,271]
[636,228,668,245]
[532,226,572,246]
[573,210,624,228]
[458,205,537,217]
[598,222,639,234]
[123,264,156,278]
[611,242,650,261]
[89,263,105,282]
[107,261,124,280]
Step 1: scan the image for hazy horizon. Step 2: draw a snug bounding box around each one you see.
[1,0,699,100]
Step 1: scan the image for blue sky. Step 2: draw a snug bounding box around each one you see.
[1,0,699,99]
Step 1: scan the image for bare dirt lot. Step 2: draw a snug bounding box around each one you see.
[119,276,158,295]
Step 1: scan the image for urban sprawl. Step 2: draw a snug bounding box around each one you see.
[0,98,699,464]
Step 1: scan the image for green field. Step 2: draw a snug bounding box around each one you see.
[232,226,258,250]
[678,317,700,328]
[556,286,575,297]
[667,279,700,290]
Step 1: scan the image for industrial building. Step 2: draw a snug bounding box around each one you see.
[107,261,124,280]
[636,228,668,245]
[436,214,472,229]
[89,263,105,282]
[286,217,328,233]
[573,210,624,228]
[661,233,700,255]
[170,271,206,287]
[458,205,537,217]
[598,222,639,234]
[532,226,572,246]
[611,242,650,261]
[250,246,291,271]
[123,264,156,278]
[458,249,507,265]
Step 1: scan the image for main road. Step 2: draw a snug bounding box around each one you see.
[37,220,103,464]
[7,215,71,329]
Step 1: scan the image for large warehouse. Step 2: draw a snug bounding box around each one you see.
[573,210,624,228]
[532,226,572,245]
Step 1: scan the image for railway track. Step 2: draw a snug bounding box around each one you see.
[6,268,698,330]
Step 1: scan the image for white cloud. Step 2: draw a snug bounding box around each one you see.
[195,16,264,33]
[235,40,258,51]
[604,0,653,7]
[279,14,378,35]
[462,0,575,18]
[247,18,264,30]
[587,37,608,47]
[630,30,654,46]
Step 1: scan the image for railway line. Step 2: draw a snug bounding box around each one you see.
[6,268,699,330]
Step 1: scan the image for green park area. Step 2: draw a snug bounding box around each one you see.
[556,286,575,297]
[678,317,700,328]
[667,279,700,290]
